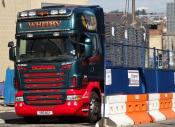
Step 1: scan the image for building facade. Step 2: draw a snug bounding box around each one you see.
[167,2,175,33]
[164,1,175,51]
[0,0,88,81]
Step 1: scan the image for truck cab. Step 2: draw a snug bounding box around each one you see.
[8,5,104,123]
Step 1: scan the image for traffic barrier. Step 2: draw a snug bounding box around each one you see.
[104,95,134,126]
[126,94,152,124]
[159,93,175,119]
[148,93,166,122]
[4,68,15,105]
[172,93,175,112]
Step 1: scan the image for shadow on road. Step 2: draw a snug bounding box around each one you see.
[0,112,95,126]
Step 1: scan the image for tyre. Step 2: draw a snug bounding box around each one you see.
[87,91,101,123]
[23,116,40,123]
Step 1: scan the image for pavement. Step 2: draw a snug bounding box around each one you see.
[0,99,15,124]
[0,99,14,113]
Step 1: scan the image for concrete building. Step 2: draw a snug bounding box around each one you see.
[164,1,175,51]
[167,1,175,33]
[148,23,164,49]
[0,0,88,81]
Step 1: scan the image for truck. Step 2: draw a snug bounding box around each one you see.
[8,5,105,123]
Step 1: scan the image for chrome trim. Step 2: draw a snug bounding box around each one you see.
[17,29,71,34]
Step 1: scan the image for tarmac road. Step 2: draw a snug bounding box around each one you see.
[2,112,175,127]
[0,111,95,127]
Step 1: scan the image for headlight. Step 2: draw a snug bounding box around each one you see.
[15,97,24,102]
[67,95,81,101]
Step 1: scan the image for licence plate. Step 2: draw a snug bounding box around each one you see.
[37,111,53,116]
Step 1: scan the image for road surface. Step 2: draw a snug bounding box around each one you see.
[0,111,94,127]
[2,111,175,127]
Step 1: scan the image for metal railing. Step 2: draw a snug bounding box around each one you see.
[105,42,175,70]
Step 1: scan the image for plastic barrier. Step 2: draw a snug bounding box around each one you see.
[148,93,166,121]
[104,95,134,126]
[126,94,152,124]
[159,93,175,119]
[4,68,15,105]
[172,93,175,112]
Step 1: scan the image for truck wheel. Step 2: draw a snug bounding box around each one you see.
[87,91,101,123]
[23,117,40,123]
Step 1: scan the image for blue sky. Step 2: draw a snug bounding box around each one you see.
[89,0,174,13]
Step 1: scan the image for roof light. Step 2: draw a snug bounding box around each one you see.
[50,10,59,15]
[27,33,33,38]
[28,11,36,16]
[53,32,60,37]
[20,12,28,17]
[59,9,67,14]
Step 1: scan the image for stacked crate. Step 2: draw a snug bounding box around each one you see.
[105,22,146,67]
[105,22,125,66]
[126,27,136,67]
[113,24,125,66]
[126,27,145,67]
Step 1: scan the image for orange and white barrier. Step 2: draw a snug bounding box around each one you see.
[172,93,175,112]
[126,94,152,124]
[97,93,175,127]
[148,93,166,121]
[104,95,134,126]
[159,93,175,119]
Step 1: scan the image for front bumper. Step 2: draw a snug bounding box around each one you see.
[15,89,90,117]
[15,101,89,117]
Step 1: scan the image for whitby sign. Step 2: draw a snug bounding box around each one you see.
[17,19,72,33]
[28,21,61,29]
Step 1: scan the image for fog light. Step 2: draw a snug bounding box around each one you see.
[67,95,81,101]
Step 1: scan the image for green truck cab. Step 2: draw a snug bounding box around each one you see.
[8,5,104,123]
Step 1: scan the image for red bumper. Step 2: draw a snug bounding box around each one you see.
[15,89,90,117]
[15,82,101,117]
[15,100,88,117]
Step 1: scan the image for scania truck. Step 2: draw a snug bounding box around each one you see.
[8,5,104,123]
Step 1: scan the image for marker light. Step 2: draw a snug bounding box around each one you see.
[20,12,28,17]
[29,11,36,16]
[59,9,67,14]
[51,10,59,15]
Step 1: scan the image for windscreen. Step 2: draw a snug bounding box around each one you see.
[16,37,81,62]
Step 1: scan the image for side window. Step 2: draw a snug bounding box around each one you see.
[92,36,98,54]
[19,40,26,56]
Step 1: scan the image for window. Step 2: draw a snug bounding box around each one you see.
[92,36,97,53]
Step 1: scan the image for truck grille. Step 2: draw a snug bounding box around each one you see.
[24,90,66,106]
[23,72,66,89]
[22,72,67,106]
